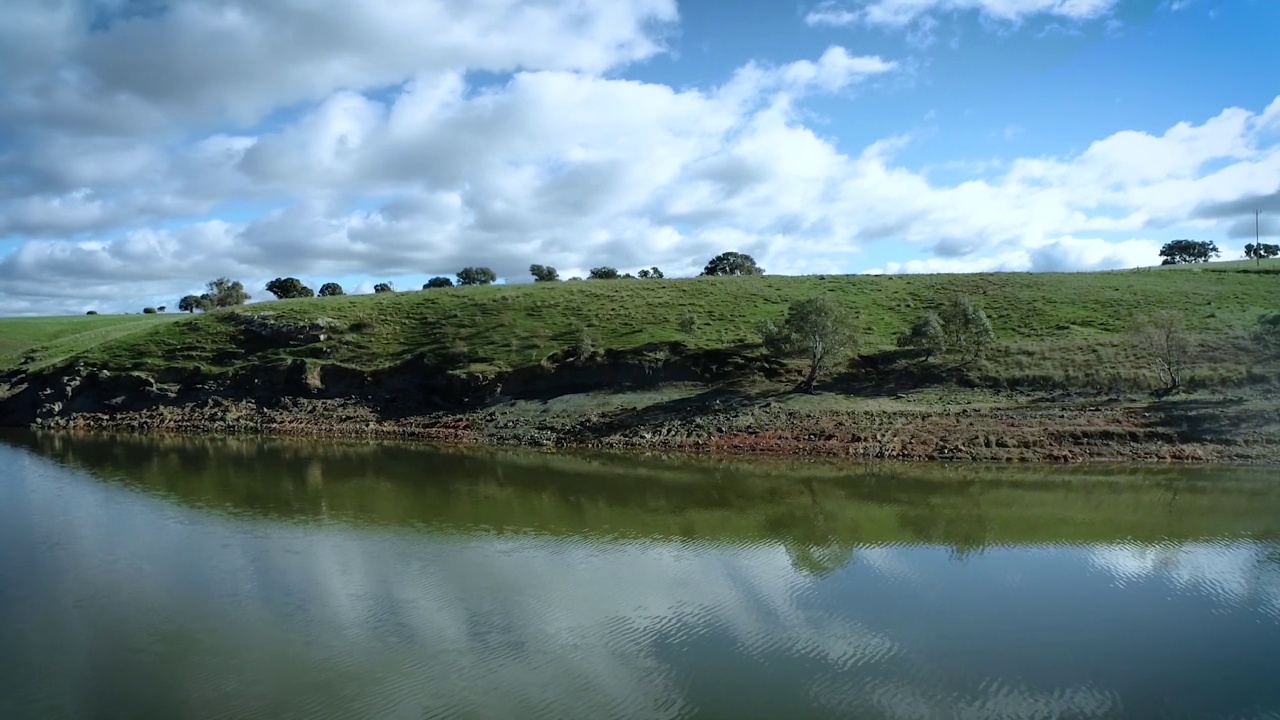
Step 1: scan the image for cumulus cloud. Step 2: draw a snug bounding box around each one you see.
[1,0,1279,315]
[805,0,1118,28]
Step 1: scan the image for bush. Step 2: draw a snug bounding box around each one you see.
[588,266,620,280]
[85,310,98,315]
[677,312,698,335]
[373,283,395,293]
[1253,313,1280,358]
[142,307,158,314]
[318,282,345,297]
[424,277,454,289]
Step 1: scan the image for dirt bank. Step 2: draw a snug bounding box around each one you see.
[3,346,1278,463]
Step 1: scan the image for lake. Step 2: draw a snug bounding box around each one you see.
[1,431,1278,719]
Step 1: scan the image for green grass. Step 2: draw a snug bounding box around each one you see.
[1,264,1277,391]
[0,314,182,372]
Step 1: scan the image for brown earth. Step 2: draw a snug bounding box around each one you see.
[2,344,1278,463]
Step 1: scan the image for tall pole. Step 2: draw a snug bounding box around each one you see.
[1258,209,1263,267]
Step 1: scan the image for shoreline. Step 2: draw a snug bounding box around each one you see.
[24,391,1280,464]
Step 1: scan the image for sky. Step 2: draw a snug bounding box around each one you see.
[0,0,1277,316]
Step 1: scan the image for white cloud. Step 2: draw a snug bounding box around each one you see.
[1,1,1279,315]
[805,0,1118,28]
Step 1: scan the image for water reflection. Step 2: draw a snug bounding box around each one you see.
[1,431,1279,719]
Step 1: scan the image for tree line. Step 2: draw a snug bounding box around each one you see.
[173,251,766,311]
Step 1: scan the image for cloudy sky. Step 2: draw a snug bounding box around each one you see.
[1,0,1277,315]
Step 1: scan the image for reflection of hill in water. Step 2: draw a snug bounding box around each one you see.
[10,431,1280,575]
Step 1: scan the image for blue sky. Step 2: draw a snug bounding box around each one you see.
[0,0,1277,315]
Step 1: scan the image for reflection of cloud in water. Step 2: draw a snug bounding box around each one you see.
[5,454,903,718]
[814,676,1119,720]
[1089,541,1280,618]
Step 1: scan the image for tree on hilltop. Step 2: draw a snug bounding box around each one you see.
[1159,240,1219,265]
[265,277,315,299]
[702,252,763,276]
[457,267,497,286]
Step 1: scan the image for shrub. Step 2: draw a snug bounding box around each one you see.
[588,266,620,280]
[373,283,395,293]
[85,310,98,315]
[424,277,454,289]
[142,307,158,314]
[318,282,345,297]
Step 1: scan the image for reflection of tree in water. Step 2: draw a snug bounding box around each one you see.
[895,486,990,560]
[764,479,858,577]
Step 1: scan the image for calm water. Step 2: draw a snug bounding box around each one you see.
[2,432,1279,720]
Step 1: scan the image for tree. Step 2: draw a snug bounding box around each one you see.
[201,277,249,308]
[637,267,664,279]
[142,307,158,314]
[1245,243,1280,265]
[529,264,560,282]
[85,310,98,315]
[898,296,994,365]
[318,282,345,297]
[702,251,764,276]
[424,277,454,289]
[1130,311,1192,393]
[1159,239,1220,265]
[938,295,996,364]
[373,282,395,294]
[457,267,497,286]
[758,297,858,393]
[588,266,620,280]
[178,295,202,313]
[896,310,947,360]
[265,277,315,299]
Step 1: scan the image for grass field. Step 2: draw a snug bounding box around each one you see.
[2,264,1277,392]
[0,314,182,372]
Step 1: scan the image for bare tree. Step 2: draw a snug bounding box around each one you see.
[1130,312,1192,393]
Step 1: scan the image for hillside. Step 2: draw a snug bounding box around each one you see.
[2,266,1276,389]
[3,265,1278,462]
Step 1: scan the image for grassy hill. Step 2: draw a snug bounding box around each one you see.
[2,265,1277,392]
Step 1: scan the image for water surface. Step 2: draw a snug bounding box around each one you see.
[2,432,1279,719]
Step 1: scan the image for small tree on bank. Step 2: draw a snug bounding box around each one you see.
[1159,239,1220,265]
[318,282,345,297]
[424,277,454,289]
[457,267,496,286]
[530,264,560,282]
[265,277,315,299]
[702,251,764,276]
[1130,311,1192,394]
[759,297,858,393]
[897,295,995,365]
